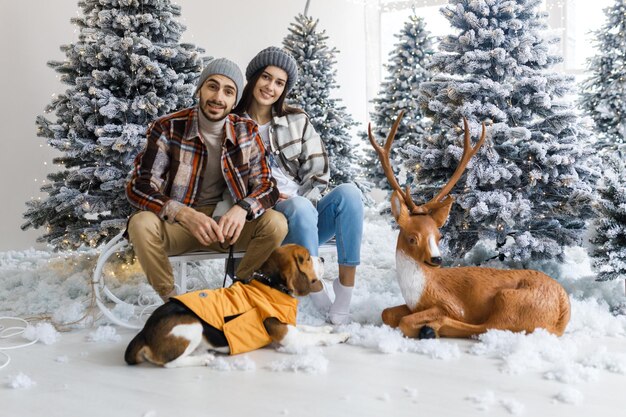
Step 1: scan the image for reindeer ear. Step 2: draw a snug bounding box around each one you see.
[430,197,454,228]
[390,190,409,222]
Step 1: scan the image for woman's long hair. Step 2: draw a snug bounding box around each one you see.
[233,67,303,117]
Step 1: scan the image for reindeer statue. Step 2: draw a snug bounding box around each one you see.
[368,112,571,339]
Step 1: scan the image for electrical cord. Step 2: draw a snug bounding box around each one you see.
[0,317,39,370]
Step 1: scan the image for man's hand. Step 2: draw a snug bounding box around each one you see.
[176,206,224,246]
[218,205,247,244]
[278,193,290,202]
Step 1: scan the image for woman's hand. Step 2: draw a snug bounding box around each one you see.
[278,193,290,202]
[219,205,248,244]
[176,206,224,246]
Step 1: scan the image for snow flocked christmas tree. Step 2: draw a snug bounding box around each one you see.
[362,13,434,190]
[590,154,626,282]
[22,0,205,250]
[580,0,626,152]
[283,13,360,187]
[413,0,598,264]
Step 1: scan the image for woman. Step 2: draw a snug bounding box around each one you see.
[234,46,364,325]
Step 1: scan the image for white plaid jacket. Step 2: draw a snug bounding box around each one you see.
[264,112,330,204]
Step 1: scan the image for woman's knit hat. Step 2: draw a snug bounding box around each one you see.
[245,47,299,92]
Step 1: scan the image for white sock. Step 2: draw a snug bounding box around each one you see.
[329,279,353,325]
[309,279,332,314]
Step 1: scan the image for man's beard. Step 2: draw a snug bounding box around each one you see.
[200,100,228,121]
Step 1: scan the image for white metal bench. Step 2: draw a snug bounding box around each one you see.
[92,231,337,329]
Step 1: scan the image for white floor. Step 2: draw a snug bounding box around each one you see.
[2,327,624,417]
[2,212,625,416]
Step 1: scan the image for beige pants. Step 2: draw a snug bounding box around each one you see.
[127,206,288,296]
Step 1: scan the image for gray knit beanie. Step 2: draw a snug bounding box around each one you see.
[195,58,244,105]
[245,47,299,92]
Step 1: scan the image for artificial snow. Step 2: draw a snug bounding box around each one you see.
[466,390,497,411]
[209,355,256,372]
[86,325,121,343]
[22,322,60,345]
[52,300,92,329]
[581,347,626,375]
[0,206,625,386]
[553,387,584,405]
[7,372,36,389]
[500,398,526,415]
[267,351,329,374]
[466,298,626,379]
[343,322,461,359]
[466,390,525,415]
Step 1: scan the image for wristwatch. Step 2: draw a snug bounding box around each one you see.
[236,199,253,220]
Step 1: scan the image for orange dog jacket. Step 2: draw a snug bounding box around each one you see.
[173,280,298,355]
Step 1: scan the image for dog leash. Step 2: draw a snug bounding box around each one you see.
[221,246,290,294]
[222,245,236,288]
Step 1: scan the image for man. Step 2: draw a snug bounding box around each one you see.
[126,58,287,301]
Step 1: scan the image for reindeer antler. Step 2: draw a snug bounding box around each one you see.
[368,110,419,213]
[368,113,487,215]
[419,117,487,213]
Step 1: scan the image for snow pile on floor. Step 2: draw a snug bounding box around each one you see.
[267,350,329,373]
[6,372,36,389]
[466,390,525,415]
[86,325,121,343]
[22,322,60,345]
[553,387,584,405]
[209,355,256,371]
[341,322,461,359]
[468,298,626,380]
[0,249,96,324]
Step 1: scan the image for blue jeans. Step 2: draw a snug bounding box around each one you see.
[275,183,364,266]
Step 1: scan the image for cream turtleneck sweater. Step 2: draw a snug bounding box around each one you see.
[194,112,227,207]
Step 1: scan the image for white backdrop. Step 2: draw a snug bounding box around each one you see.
[0,0,368,251]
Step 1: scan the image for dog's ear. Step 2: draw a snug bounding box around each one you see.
[294,247,307,271]
[260,245,292,278]
[280,260,300,291]
[261,245,297,284]
[288,246,312,295]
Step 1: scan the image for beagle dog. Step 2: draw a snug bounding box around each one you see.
[125,244,350,368]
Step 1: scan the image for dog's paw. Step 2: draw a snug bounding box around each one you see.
[320,332,350,346]
[298,324,333,334]
[202,353,215,366]
[317,325,334,334]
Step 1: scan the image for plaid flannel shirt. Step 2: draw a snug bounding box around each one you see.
[126,106,278,222]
